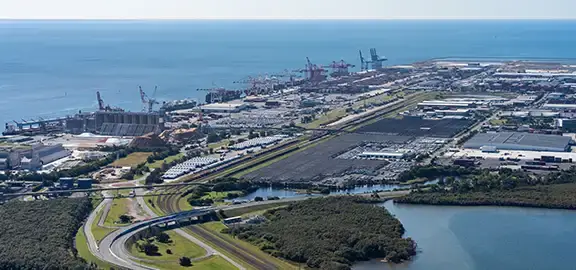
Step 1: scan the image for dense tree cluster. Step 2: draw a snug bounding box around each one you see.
[397,166,576,209]
[0,198,92,269]
[398,183,576,209]
[145,148,180,163]
[396,165,476,183]
[224,197,416,269]
[182,178,259,206]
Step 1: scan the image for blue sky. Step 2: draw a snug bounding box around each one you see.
[1,0,575,19]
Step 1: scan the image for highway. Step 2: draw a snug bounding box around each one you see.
[4,181,210,197]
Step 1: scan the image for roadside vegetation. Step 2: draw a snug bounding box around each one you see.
[224,197,416,270]
[75,226,114,269]
[0,198,93,269]
[397,166,576,209]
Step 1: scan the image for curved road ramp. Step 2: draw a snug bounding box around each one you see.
[94,208,216,270]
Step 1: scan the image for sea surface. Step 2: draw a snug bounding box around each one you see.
[352,201,576,270]
[2,20,576,129]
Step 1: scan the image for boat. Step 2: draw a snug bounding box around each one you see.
[160,99,197,112]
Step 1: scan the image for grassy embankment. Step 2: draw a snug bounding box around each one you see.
[90,206,117,244]
[208,139,230,150]
[102,198,132,227]
[75,227,115,269]
[222,202,290,218]
[111,152,153,167]
[143,192,167,217]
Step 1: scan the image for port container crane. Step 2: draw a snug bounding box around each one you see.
[96,91,124,112]
[326,60,355,77]
[294,57,326,83]
[139,86,160,113]
[369,48,387,70]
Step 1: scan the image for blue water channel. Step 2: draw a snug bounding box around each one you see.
[353,201,576,270]
[233,182,435,201]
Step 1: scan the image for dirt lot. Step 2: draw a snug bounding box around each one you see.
[357,117,474,138]
[242,134,409,183]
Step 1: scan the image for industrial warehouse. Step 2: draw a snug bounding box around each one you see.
[463,132,572,152]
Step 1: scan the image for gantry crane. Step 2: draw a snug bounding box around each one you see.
[96,91,124,112]
[139,86,160,113]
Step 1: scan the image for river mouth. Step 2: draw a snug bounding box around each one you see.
[352,200,576,270]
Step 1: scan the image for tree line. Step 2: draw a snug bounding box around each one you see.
[0,198,93,269]
[181,177,259,206]
[397,166,576,209]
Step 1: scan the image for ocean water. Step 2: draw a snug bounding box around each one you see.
[2,20,576,128]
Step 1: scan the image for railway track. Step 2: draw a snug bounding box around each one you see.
[151,92,431,269]
[159,188,279,270]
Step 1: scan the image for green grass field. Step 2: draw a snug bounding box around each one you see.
[139,255,236,270]
[143,194,166,216]
[489,118,507,126]
[148,153,185,169]
[111,152,153,167]
[129,230,206,261]
[103,198,131,227]
[208,139,230,150]
[90,206,117,243]
[75,226,115,270]
[301,108,347,129]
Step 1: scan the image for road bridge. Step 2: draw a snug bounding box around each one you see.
[2,182,211,197]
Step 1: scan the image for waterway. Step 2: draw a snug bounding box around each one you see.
[231,183,430,201]
[353,201,576,270]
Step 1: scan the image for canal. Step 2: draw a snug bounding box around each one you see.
[232,182,436,201]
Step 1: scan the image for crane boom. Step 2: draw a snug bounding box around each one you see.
[96,91,105,111]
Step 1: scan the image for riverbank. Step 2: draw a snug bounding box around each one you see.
[396,183,576,210]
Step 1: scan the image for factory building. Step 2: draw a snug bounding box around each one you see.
[95,111,163,136]
[464,132,571,152]
[3,144,71,170]
[199,102,247,113]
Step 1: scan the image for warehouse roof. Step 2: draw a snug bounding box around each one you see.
[464,132,571,150]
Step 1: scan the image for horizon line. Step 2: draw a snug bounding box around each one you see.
[2,18,576,21]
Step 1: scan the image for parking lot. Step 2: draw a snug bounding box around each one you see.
[242,134,411,183]
[357,117,474,138]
